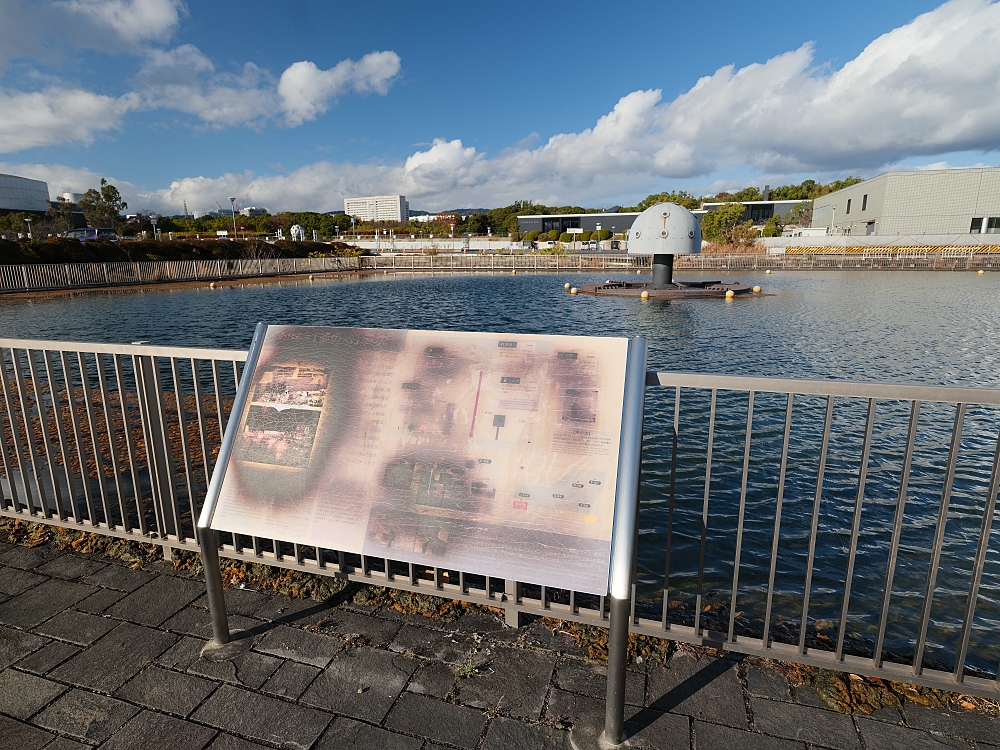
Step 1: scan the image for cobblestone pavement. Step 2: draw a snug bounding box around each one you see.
[1,540,999,749]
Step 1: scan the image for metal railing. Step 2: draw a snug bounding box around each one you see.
[0,257,360,294]
[360,254,648,271]
[674,253,1000,271]
[2,337,1000,698]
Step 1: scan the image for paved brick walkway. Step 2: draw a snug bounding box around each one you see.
[1,539,998,749]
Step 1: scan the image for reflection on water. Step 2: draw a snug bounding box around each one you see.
[3,269,1000,674]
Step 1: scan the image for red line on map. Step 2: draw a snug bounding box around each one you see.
[469,370,484,437]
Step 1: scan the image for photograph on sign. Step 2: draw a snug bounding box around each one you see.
[211,326,630,594]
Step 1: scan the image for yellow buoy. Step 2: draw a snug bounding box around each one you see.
[570,287,579,295]
[637,270,642,275]
[765,269,771,274]
[308,274,314,281]
[564,282,571,290]
[978,269,985,275]
[209,282,216,289]
[725,290,735,299]
[640,290,649,300]
[512,269,516,275]
[753,286,761,293]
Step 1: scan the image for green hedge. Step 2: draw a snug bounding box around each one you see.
[0,238,364,265]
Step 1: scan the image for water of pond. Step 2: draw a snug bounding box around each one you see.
[3,269,1000,674]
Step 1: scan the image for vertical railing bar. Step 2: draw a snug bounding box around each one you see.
[170,358,198,543]
[799,394,834,655]
[113,354,148,536]
[385,558,393,582]
[25,349,63,520]
[77,352,114,529]
[873,400,920,669]
[913,402,966,676]
[11,348,49,516]
[0,348,22,512]
[58,351,91,524]
[955,421,1000,684]
[211,360,228,435]
[42,351,76,522]
[232,360,241,391]
[661,386,680,629]
[155,357,183,541]
[762,392,794,650]
[94,353,128,532]
[728,390,754,642]
[835,397,877,662]
[190,359,213,480]
[131,353,165,537]
[695,389,717,636]
[0,348,31,514]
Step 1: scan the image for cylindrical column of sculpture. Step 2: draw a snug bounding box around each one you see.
[652,254,673,285]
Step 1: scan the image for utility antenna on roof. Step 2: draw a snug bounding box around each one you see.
[183,200,189,218]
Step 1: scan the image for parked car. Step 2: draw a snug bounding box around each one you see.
[63,228,119,242]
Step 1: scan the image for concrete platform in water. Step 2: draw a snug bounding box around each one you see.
[578,279,753,298]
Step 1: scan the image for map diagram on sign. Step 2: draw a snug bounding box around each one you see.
[211,326,630,594]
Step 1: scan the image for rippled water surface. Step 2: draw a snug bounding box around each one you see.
[3,269,1000,673]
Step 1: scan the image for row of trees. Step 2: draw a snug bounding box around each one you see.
[1,176,861,248]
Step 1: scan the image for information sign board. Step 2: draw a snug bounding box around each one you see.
[210,326,630,594]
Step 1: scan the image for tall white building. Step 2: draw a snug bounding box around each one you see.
[0,173,50,214]
[344,195,408,223]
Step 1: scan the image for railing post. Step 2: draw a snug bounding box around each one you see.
[503,580,525,627]
[131,344,176,555]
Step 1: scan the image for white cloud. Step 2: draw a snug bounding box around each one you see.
[0,87,137,153]
[57,0,184,44]
[132,47,400,128]
[0,0,185,73]
[7,0,1000,212]
[277,51,401,126]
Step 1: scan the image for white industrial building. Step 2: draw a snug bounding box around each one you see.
[813,168,1000,236]
[344,194,408,223]
[0,173,50,215]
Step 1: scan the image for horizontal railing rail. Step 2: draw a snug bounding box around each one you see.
[0,256,360,294]
[2,337,999,698]
[674,253,1000,271]
[359,254,648,271]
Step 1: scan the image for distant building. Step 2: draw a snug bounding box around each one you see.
[693,200,803,225]
[240,206,268,216]
[344,194,408,223]
[812,168,1000,235]
[517,212,639,235]
[0,173,50,215]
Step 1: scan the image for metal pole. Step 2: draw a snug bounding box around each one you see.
[196,322,269,646]
[603,336,646,747]
[570,337,646,750]
[200,527,230,645]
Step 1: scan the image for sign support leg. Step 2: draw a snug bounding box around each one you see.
[200,527,230,645]
[571,336,646,750]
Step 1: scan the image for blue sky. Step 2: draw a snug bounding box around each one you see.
[1,0,999,214]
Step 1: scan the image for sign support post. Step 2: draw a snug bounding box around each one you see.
[572,335,647,750]
[197,322,269,647]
